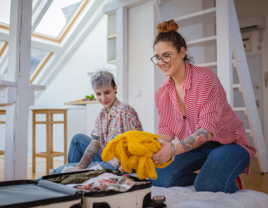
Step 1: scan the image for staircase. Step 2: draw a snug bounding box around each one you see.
[154,0,268,173]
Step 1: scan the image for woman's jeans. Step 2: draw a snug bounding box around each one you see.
[151,141,250,193]
[51,133,116,174]
[52,134,249,194]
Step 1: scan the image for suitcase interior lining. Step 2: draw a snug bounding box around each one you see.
[0,181,81,208]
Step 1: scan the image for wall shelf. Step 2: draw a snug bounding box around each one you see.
[107,13,116,65]
[108,59,116,65]
[108,34,117,39]
[64,100,99,105]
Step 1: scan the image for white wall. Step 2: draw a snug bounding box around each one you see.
[0,112,5,152]
[128,1,155,133]
[27,15,115,155]
[234,0,268,150]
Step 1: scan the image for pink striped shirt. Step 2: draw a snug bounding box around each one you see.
[155,63,256,174]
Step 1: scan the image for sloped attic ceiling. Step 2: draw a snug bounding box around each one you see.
[0,0,109,88]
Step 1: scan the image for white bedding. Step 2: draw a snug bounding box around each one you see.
[61,170,268,207]
[152,185,268,208]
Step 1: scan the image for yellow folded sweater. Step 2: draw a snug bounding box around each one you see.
[101,130,172,180]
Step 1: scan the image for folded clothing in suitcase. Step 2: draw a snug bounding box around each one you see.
[0,180,82,208]
[42,169,166,208]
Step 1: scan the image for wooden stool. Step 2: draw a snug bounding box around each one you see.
[32,109,68,175]
[0,110,6,155]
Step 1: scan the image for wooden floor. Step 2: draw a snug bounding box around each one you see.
[239,157,268,194]
[0,164,47,181]
[0,157,267,194]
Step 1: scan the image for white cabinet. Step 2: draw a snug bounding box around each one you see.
[107,13,116,65]
[65,103,102,149]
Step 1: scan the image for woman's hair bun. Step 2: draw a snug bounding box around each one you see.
[156,19,179,34]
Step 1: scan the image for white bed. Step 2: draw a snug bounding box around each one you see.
[152,185,268,208]
[62,166,268,208]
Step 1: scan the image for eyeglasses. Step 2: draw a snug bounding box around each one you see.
[151,50,179,65]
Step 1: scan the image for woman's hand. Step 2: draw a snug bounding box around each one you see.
[152,139,173,164]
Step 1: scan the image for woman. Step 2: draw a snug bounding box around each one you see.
[52,70,143,174]
[150,20,256,193]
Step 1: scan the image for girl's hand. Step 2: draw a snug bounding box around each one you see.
[152,139,173,164]
[76,165,83,170]
[119,166,125,174]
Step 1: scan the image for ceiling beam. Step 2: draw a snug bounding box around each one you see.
[103,0,151,15]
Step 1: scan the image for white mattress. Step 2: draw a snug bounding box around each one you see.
[152,186,268,208]
[62,170,268,208]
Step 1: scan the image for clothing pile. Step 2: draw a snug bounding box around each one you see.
[74,174,149,193]
[48,170,149,193]
[47,169,113,185]
[101,130,172,179]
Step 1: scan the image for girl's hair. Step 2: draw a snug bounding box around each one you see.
[153,19,194,64]
[91,69,116,90]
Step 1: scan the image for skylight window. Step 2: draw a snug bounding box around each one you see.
[0,0,10,25]
[30,48,48,75]
[0,0,94,83]
[34,0,82,38]
[0,41,7,58]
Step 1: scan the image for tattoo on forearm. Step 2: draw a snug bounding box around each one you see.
[180,128,210,152]
[77,138,99,169]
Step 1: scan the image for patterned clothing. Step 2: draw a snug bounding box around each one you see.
[155,63,256,174]
[91,98,143,168]
[76,175,149,193]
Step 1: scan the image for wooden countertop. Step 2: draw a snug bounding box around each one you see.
[0,110,6,115]
[64,100,99,105]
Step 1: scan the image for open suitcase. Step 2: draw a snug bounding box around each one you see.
[0,180,82,208]
[41,169,166,208]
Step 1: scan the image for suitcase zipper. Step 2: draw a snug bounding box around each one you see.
[80,191,84,205]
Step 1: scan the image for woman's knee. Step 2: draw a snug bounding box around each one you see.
[151,178,169,187]
[194,179,207,192]
[194,177,222,192]
[151,171,193,188]
[195,179,213,192]
[71,133,89,144]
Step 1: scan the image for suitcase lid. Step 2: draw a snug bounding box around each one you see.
[0,180,82,208]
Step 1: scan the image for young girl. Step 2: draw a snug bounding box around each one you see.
[52,70,143,174]
[150,20,256,193]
